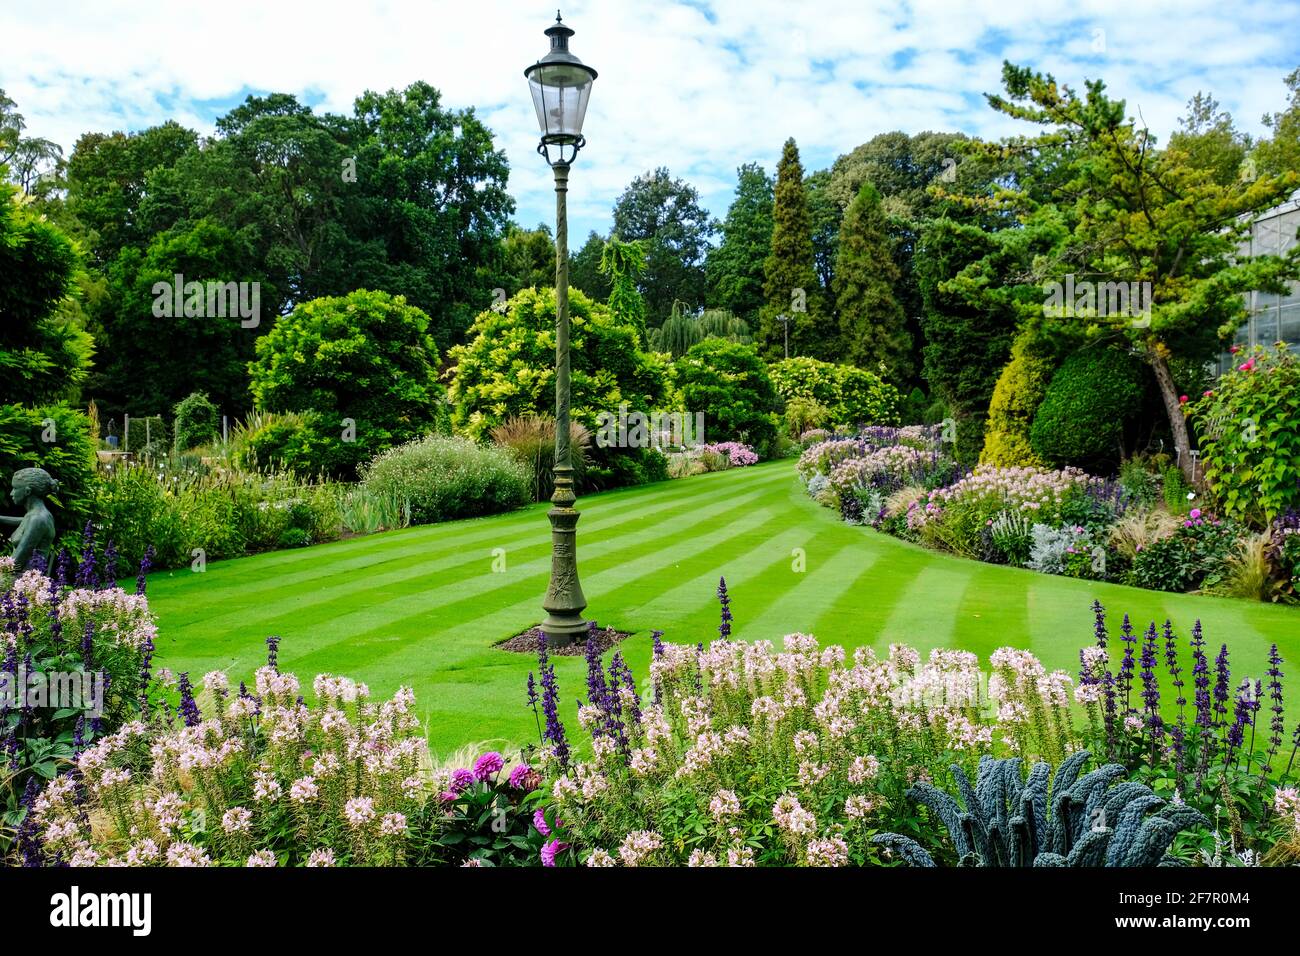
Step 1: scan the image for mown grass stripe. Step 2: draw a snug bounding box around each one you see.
[150,465,795,609]
[152,479,785,640]
[951,563,1033,660]
[148,459,1300,752]
[873,563,973,656]
[179,499,795,681]
[745,541,874,642]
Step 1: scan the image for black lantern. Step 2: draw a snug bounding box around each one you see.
[524,12,597,166]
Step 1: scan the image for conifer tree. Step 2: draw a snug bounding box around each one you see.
[706,163,773,322]
[761,139,832,360]
[833,182,912,380]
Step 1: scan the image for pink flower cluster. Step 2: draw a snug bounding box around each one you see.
[797,438,871,481]
[908,465,1100,530]
[35,666,427,867]
[699,442,759,467]
[547,629,1066,867]
[1275,788,1300,834]
[828,445,930,497]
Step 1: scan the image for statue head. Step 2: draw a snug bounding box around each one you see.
[11,467,60,508]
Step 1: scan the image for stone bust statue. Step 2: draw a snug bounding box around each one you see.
[1,467,59,572]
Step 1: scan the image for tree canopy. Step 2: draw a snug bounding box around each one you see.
[611,168,717,324]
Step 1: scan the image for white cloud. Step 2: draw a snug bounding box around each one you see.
[2,0,1297,239]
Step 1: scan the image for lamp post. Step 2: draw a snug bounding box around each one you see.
[526,12,597,646]
[777,313,791,359]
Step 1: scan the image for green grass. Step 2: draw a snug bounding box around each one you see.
[145,459,1300,754]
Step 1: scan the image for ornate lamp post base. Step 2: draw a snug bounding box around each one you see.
[541,466,587,645]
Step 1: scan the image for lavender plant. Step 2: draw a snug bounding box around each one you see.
[1078,603,1299,860]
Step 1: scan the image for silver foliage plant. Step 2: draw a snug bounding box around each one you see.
[871,751,1207,867]
[1026,523,1095,574]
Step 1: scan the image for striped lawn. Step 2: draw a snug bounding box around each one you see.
[145,459,1300,754]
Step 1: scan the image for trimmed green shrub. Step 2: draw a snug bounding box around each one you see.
[981,331,1055,467]
[361,435,531,525]
[768,356,899,430]
[172,391,220,452]
[674,339,779,453]
[1029,348,1146,469]
[249,289,447,478]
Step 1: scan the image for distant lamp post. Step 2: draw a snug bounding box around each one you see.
[526,11,597,646]
[777,313,791,359]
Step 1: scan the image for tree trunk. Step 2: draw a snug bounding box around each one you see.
[1149,349,1197,486]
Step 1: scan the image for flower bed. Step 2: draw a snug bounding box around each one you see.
[15,578,1300,867]
[34,656,428,867]
[799,426,1289,600]
[697,441,758,468]
[2,536,156,860]
[514,590,1299,867]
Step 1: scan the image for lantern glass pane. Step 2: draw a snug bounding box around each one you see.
[527,65,592,139]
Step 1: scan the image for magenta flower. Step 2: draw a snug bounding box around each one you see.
[472,752,504,781]
[540,839,569,867]
[508,763,538,791]
[449,768,475,793]
[1189,508,1202,520]
[533,808,550,836]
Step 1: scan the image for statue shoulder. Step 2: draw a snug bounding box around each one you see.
[31,510,56,539]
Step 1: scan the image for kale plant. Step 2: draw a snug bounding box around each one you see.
[872,751,1206,867]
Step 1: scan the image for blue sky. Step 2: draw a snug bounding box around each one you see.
[3,0,1299,242]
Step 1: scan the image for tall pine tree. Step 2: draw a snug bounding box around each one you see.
[833,182,912,381]
[706,163,773,323]
[761,139,832,360]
